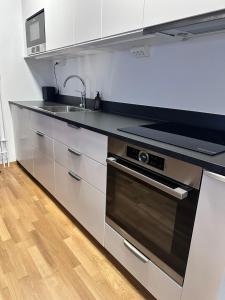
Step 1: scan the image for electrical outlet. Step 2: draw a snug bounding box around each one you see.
[53,59,66,66]
[130,46,150,58]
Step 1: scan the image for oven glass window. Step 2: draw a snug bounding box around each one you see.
[30,21,40,41]
[106,164,198,280]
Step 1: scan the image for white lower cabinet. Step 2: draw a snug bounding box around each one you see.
[55,162,106,245]
[104,224,182,300]
[11,105,34,175]
[181,171,225,300]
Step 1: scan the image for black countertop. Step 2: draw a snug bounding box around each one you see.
[9,100,225,176]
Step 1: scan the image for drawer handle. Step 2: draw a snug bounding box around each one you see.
[68,171,81,181]
[35,130,45,137]
[68,148,81,156]
[123,240,148,263]
[67,123,80,129]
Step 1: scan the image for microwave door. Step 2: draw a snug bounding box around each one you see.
[26,10,45,48]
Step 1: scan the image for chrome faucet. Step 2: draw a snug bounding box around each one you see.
[63,75,86,109]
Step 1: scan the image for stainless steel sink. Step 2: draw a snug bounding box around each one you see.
[34,105,92,113]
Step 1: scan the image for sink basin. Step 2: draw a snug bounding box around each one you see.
[34,105,92,113]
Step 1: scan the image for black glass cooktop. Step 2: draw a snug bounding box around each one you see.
[119,122,225,156]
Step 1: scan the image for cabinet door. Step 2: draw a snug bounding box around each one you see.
[75,0,101,43]
[33,130,55,195]
[144,0,225,27]
[102,0,145,37]
[21,0,45,20]
[182,171,225,300]
[11,106,34,175]
[45,0,75,50]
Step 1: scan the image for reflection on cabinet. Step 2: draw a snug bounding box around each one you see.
[102,0,145,37]
[143,0,225,27]
[75,0,102,43]
[11,105,34,175]
[45,0,76,50]
[182,171,225,300]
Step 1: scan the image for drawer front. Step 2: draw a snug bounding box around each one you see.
[104,224,149,288]
[104,224,182,300]
[33,130,54,159]
[53,118,107,165]
[81,128,107,165]
[31,111,54,138]
[54,140,107,193]
[55,162,106,245]
[76,179,106,245]
[53,119,82,150]
[55,162,80,216]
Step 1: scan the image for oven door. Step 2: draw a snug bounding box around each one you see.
[26,10,46,49]
[106,157,199,285]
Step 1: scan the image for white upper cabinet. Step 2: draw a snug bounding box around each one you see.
[75,0,102,44]
[45,0,76,50]
[102,0,145,38]
[144,0,225,27]
[21,0,44,20]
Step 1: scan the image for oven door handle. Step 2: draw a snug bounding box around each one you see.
[107,157,189,200]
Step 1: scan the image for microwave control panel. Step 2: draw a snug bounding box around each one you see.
[127,146,165,170]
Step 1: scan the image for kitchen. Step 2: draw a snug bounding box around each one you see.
[1,1,225,299]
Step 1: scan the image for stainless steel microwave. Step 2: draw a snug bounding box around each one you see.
[26,10,46,56]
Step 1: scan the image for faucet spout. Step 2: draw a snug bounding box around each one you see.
[63,75,86,109]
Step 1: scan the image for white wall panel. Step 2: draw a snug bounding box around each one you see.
[53,32,225,116]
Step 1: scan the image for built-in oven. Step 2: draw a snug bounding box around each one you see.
[26,9,46,56]
[106,137,202,285]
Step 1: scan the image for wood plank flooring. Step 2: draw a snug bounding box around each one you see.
[0,164,154,300]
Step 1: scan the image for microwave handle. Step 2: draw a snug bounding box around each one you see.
[107,157,188,200]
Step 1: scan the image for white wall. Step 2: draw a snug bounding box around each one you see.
[0,0,52,162]
[53,32,225,116]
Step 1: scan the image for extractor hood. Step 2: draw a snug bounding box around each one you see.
[143,9,225,39]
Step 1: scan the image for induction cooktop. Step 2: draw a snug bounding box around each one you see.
[118,122,225,156]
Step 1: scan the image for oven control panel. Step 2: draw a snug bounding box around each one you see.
[127,146,165,170]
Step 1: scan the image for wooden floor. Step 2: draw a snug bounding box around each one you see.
[0,164,154,300]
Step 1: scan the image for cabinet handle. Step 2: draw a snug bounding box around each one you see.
[67,123,80,129]
[123,240,148,263]
[68,171,81,181]
[35,130,45,137]
[68,148,81,156]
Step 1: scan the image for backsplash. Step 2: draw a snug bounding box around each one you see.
[51,31,225,116]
